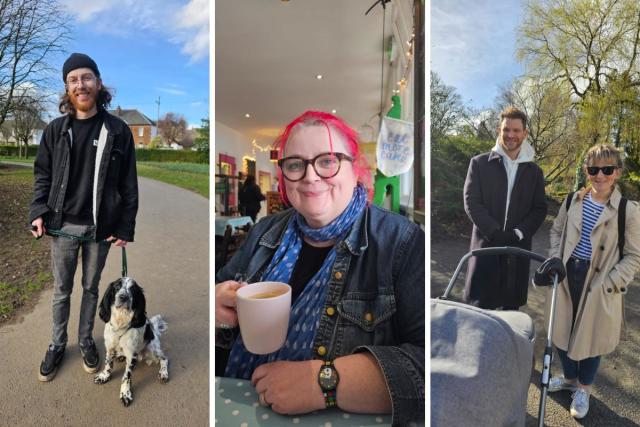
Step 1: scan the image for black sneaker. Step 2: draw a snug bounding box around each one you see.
[38,344,65,382]
[79,338,100,373]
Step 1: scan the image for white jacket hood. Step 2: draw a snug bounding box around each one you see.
[492,137,535,163]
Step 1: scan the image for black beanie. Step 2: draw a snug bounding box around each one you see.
[62,53,100,82]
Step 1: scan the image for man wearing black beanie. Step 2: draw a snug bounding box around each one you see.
[29,53,139,382]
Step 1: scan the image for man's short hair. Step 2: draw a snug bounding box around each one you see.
[499,106,527,130]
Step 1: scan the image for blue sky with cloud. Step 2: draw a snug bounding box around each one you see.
[431,0,524,110]
[52,0,209,127]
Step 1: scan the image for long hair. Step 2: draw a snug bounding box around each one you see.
[274,111,373,205]
[58,84,114,116]
[242,174,256,191]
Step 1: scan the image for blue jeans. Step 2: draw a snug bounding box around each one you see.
[50,223,110,346]
[555,257,600,385]
[556,348,601,385]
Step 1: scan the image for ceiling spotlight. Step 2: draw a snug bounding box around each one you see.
[245,113,251,118]
[331,109,337,114]
[316,74,323,80]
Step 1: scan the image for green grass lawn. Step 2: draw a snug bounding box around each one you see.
[137,161,209,198]
[0,157,210,198]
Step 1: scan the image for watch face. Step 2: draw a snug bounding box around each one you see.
[319,365,338,389]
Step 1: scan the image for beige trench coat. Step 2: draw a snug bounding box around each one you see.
[546,187,640,360]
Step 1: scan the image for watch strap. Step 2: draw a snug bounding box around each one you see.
[319,360,338,409]
[323,389,337,408]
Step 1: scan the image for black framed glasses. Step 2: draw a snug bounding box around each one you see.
[277,152,353,182]
[586,165,617,176]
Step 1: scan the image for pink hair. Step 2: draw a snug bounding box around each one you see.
[275,111,373,206]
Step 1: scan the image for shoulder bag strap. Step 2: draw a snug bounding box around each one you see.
[618,198,627,261]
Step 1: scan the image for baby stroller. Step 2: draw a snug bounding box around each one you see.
[431,247,561,427]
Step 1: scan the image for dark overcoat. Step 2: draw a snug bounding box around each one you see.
[462,151,547,309]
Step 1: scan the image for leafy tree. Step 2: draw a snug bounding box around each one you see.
[194,118,209,155]
[518,0,640,181]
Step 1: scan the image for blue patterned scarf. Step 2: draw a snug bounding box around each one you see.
[225,184,367,378]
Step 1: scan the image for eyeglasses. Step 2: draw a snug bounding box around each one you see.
[277,152,353,182]
[586,165,617,176]
[66,74,96,87]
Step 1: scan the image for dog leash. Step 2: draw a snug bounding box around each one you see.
[32,227,128,277]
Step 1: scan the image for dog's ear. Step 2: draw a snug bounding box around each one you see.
[99,280,118,323]
[130,281,147,328]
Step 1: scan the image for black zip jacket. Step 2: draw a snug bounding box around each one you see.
[28,110,138,242]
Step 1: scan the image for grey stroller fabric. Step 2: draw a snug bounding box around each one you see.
[431,299,534,427]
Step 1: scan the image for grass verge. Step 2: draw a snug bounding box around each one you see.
[0,163,52,324]
[136,161,209,198]
[0,157,210,198]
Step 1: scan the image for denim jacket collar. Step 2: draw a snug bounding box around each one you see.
[258,206,370,256]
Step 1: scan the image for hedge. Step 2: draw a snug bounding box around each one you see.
[0,145,208,164]
[134,148,208,164]
[0,145,38,157]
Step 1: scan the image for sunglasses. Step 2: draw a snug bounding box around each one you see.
[586,166,617,176]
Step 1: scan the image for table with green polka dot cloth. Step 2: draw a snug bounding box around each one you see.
[215,376,394,427]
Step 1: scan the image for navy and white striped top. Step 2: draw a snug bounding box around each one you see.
[571,192,606,260]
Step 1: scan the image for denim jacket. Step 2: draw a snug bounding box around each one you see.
[216,205,425,426]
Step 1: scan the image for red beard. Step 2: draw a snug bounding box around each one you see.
[69,87,98,114]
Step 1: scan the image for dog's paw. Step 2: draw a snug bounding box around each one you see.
[120,389,133,407]
[94,372,111,384]
[158,371,169,383]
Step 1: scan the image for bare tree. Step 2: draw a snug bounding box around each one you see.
[157,112,188,148]
[11,90,44,158]
[0,0,70,128]
[495,77,580,184]
[430,71,465,142]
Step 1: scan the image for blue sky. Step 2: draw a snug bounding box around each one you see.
[431,0,524,110]
[49,0,209,127]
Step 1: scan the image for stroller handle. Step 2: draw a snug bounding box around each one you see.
[470,246,547,263]
[441,246,547,300]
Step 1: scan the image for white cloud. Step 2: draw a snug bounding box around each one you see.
[60,0,208,63]
[156,86,188,96]
[172,0,210,62]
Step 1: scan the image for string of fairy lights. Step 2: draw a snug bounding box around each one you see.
[393,29,414,95]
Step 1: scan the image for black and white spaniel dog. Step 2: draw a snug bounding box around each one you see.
[95,277,169,406]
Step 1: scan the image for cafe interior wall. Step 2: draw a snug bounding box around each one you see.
[215,121,276,219]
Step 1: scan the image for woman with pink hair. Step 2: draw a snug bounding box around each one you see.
[215,111,424,425]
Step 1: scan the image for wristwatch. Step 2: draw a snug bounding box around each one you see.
[318,360,339,408]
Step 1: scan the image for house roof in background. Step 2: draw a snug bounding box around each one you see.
[109,107,156,126]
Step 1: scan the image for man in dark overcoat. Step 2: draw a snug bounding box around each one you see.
[463,106,547,309]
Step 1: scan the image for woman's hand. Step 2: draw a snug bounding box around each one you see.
[215,281,245,328]
[251,360,325,415]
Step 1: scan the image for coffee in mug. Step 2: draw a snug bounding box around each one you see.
[249,289,288,299]
[236,281,291,354]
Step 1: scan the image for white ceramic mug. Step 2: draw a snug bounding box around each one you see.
[236,281,292,354]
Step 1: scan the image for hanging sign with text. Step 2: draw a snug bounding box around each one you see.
[376,116,414,177]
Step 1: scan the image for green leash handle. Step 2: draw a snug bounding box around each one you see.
[121,246,127,277]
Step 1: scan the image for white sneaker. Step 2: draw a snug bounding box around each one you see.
[548,376,577,392]
[570,389,590,419]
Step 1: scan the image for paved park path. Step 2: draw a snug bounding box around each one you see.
[431,221,640,426]
[0,175,209,426]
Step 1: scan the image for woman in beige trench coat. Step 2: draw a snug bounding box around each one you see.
[541,145,640,419]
